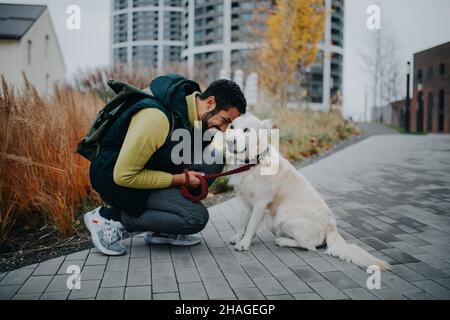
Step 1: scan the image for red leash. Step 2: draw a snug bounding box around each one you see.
[180,163,259,202]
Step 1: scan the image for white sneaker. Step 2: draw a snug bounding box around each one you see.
[144,232,201,246]
[83,207,127,256]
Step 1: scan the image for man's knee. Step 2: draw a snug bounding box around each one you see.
[185,205,209,234]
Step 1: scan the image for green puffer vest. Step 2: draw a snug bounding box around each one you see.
[89,74,204,216]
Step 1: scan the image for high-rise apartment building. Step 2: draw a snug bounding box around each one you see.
[181,0,265,84]
[303,0,344,110]
[111,0,184,72]
[111,0,345,111]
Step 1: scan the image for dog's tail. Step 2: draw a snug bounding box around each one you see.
[325,224,390,271]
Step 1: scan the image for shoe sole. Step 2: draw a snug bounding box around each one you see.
[144,235,201,247]
[83,213,126,256]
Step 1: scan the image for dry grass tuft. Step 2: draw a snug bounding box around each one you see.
[0,74,102,239]
[255,107,361,161]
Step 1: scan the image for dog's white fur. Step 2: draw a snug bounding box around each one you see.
[224,113,390,271]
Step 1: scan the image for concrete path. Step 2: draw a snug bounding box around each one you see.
[357,122,400,136]
[1,134,450,300]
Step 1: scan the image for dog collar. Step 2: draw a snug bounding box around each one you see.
[244,147,270,165]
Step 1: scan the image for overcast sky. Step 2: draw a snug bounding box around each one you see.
[3,0,450,119]
[343,0,450,119]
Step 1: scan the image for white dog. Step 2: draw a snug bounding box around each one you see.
[223,113,390,271]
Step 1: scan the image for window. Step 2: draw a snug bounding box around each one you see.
[115,0,128,10]
[440,63,446,76]
[428,66,434,79]
[195,30,203,41]
[133,11,158,41]
[164,0,181,7]
[133,46,158,68]
[242,13,252,21]
[240,2,254,10]
[114,14,128,43]
[427,92,434,132]
[195,19,203,27]
[114,47,128,64]
[438,90,445,132]
[417,69,423,81]
[27,40,32,65]
[417,90,424,132]
[133,0,157,7]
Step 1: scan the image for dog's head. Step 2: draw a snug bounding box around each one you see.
[225,113,274,163]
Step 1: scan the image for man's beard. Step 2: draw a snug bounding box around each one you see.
[201,109,218,135]
[200,109,219,149]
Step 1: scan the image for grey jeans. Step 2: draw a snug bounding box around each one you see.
[120,163,224,235]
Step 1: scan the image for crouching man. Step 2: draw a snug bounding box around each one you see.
[84,74,246,256]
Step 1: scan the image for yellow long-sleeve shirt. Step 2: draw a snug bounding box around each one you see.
[113,91,200,189]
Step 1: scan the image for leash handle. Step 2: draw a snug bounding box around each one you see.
[179,169,209,202]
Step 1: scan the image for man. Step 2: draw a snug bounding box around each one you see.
[84,74,246,256]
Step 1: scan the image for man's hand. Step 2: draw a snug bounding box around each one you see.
[172,171,205,189]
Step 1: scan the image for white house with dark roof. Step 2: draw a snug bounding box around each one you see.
[0,3,66,94]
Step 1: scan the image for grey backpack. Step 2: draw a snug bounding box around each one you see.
[76,80,172,162]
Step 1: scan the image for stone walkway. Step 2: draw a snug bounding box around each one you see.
[1,134,450,300]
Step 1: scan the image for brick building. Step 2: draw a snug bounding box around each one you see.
[411,41,450,133]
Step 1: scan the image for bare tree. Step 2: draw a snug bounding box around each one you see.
[357,0,403,121]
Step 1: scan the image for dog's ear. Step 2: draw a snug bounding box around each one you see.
[261,119,275,130]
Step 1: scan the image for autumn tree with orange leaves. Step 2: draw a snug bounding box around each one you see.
[254,0,326,108]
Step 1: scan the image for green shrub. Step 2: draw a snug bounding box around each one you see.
[209,177,234,194]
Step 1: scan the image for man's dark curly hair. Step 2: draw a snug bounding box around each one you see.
[199,79,247,115]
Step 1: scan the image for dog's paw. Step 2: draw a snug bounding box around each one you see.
[235,239,251,251]
[274,238,283,247]
[230,233,243,244]
[275,237,297,248]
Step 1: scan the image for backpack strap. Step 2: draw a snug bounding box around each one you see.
[165,108,175,143]
[108,80,176,141]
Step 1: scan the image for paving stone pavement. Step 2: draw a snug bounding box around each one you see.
[1,134,450,300]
